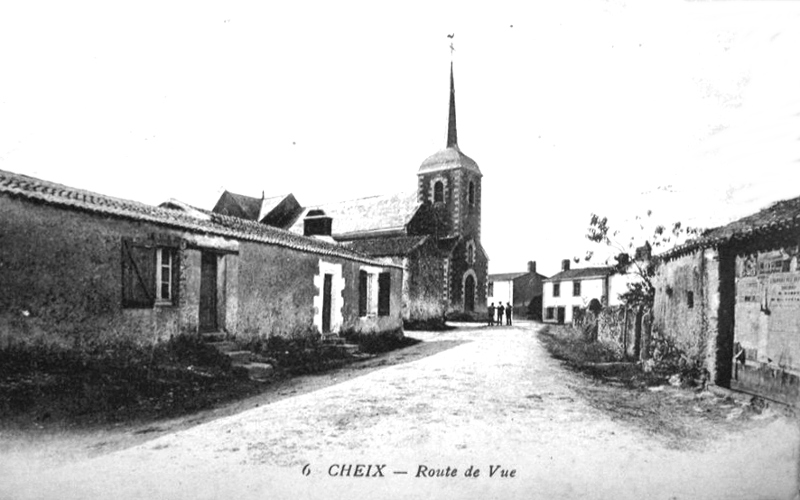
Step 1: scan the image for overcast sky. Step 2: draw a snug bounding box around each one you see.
[1,1,799,277]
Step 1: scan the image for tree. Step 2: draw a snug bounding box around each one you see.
[584,211,702,309]
[582,211,703,358]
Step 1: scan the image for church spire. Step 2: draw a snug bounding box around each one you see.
[446,61,458,149]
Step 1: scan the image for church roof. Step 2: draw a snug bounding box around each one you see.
[287,192,421,238]
[344,235,430,257]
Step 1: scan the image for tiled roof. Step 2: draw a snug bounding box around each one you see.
[489,270,547,282]
[418,146,481,175]
[544,266,613,282]
[344,235,430,257]
[0,169,400,268]
[287,192,420,238]
[489,272,528,282]
[662,195,800,259]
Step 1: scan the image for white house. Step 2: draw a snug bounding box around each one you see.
[542,260,629,324]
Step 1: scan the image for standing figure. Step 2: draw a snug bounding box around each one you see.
[497,303,505,326]
[506,302,513,325]
[487,303,495,326]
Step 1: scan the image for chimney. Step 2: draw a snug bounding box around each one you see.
[561,259,570,272]
[303,209,332,237]
[528,261,536,274]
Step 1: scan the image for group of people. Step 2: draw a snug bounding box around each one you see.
[487,302,512,326]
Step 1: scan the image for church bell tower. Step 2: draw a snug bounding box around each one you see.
[417,61,482,241]
[416,56,486,313]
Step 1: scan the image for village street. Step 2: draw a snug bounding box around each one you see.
[3,322,798,500]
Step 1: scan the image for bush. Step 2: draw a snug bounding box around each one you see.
[0,334,242,425]
[538,325,622,365]
[343,328,419,354]
[445,309,485,323]
[242,332,350,375]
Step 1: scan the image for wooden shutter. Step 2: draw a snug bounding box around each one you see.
[358,270,368,317]
[169,248,180,304]
[121,238,155,308]
[378,272,391,317]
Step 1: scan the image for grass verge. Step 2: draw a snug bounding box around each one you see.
[537,325,782,449]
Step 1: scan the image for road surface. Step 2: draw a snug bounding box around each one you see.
[3,322,798,500]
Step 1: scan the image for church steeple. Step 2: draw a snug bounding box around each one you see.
[446,61,458,149]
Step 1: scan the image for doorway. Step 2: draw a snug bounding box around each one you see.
[199,252,218,333]
[322,273,333,334]
[464,274,475,312]
[557,306,566,324]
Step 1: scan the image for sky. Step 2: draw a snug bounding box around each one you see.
[1,1,799,277]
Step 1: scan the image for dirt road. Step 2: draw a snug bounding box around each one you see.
[3,322,798,500]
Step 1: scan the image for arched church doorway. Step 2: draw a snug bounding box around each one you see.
[464,274,475,312]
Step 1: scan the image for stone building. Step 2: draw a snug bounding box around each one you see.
[213,62,489,317]
[0,169,403,348]
[487,261,548,320]
[654,196,800,405]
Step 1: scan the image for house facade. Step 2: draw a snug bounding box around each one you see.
[542,260,630,324]
[654,196,800,405]
[487,261,547,319]
[212,62,488,317]
[0,169,403,349]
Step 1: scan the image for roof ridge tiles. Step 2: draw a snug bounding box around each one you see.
[0,168,399,269]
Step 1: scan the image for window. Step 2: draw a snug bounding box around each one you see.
[553,283,560,297]
[572,306,580,320]
[466,241,475,264]
[488,282,494,297]
[359,269,391,317]
[546,307,554,320]
[434,181,444,203]
[687,291,694,309]
[156,248,173,303]
[573,281,581,297]
[122,239,178,308]
[468,181,475,206]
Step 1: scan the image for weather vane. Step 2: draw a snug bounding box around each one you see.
[447,33,455,56]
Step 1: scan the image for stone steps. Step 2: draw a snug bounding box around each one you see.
[205,335,275,382]
[235,362,275,382]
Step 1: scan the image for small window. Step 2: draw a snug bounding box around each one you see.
[467,243,474,264]
[360,269,387,317]
[573,281,581,297]
[468,181,475,206]
[156,248,174,303]
[546,307,554,320]
[553,283,560,297]
[687,291,694,309]
[434,181,444,203]
[488,282,494,297]
[572,306,580,320]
